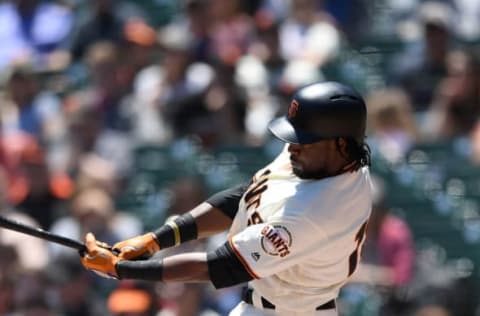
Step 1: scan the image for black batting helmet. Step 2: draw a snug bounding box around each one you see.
[268,81,367,144]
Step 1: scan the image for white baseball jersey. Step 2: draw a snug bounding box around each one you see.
[228,145,372,314]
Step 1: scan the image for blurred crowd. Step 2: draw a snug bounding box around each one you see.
[0,0,480,315]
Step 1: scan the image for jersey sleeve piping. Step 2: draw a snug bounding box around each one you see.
[228,237,260,279]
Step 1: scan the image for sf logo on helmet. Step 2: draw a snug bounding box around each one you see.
[288,100,299,119]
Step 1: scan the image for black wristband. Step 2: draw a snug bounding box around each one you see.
[116,259,164,280]
[153,213,198,249]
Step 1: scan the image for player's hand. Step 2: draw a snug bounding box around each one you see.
[112,232,160,260]
[95,240,114,251]
[80,232,120,279]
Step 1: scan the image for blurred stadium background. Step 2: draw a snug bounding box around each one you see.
[0,0,480,315]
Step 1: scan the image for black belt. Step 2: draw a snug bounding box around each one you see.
[242,288,336,311]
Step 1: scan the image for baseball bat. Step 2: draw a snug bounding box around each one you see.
[0,215,87,252]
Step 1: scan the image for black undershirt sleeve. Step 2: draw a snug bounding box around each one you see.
[116,259,164,280]
[205,184,248,219]
[207,241,254,289]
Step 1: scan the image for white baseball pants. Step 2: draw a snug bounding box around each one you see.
[228,301,338,316]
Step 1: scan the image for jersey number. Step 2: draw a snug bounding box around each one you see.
[348,221,368,277]
[247,211,263,226]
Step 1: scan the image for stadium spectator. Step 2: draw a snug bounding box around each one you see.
[69,0,125,60]
[471,119,480,165]
[81,41,132,131]
[206,0,255,66]
[451,0,480,42]
[0,165,49,271]
[247,19,285,92]
[47,256,98,316]
[0,65,66,144]
[153,176,214,316]
[413,304,452,316]
[183,0,212,62]
[366,88,419,164]
[0,1,479,315]
[422,49,480,140]
[278,0,341,68]
[324,0,370,45]
[344,176,415,315]
[0,274,15,315]
[49,187,121,259]
[1,134,71,230]
[11,270,53,316]
[389,1,454,112]
[0,0,73,71]
[357,178,415,288]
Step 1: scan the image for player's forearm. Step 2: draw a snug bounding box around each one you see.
[112,187,243,260]
[116,253,210,282]
[191,202,233,239]
[190,184,247,239]
[115,241,255,287]
[152,184,244,247]
[149,202,231,250]
[163,253,210,281]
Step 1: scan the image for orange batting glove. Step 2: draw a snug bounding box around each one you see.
[112,233,160,260]
[81,233,121,279]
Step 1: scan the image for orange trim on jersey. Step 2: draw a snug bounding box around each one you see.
[228,237,260,279]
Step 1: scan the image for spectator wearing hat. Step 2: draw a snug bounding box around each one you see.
[49,187,121,259]
[366,88,419,164]
[389,1,455,112]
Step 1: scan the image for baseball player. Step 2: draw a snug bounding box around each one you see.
[80,81,373,316]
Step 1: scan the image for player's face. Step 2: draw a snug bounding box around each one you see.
[288,139,345,179]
